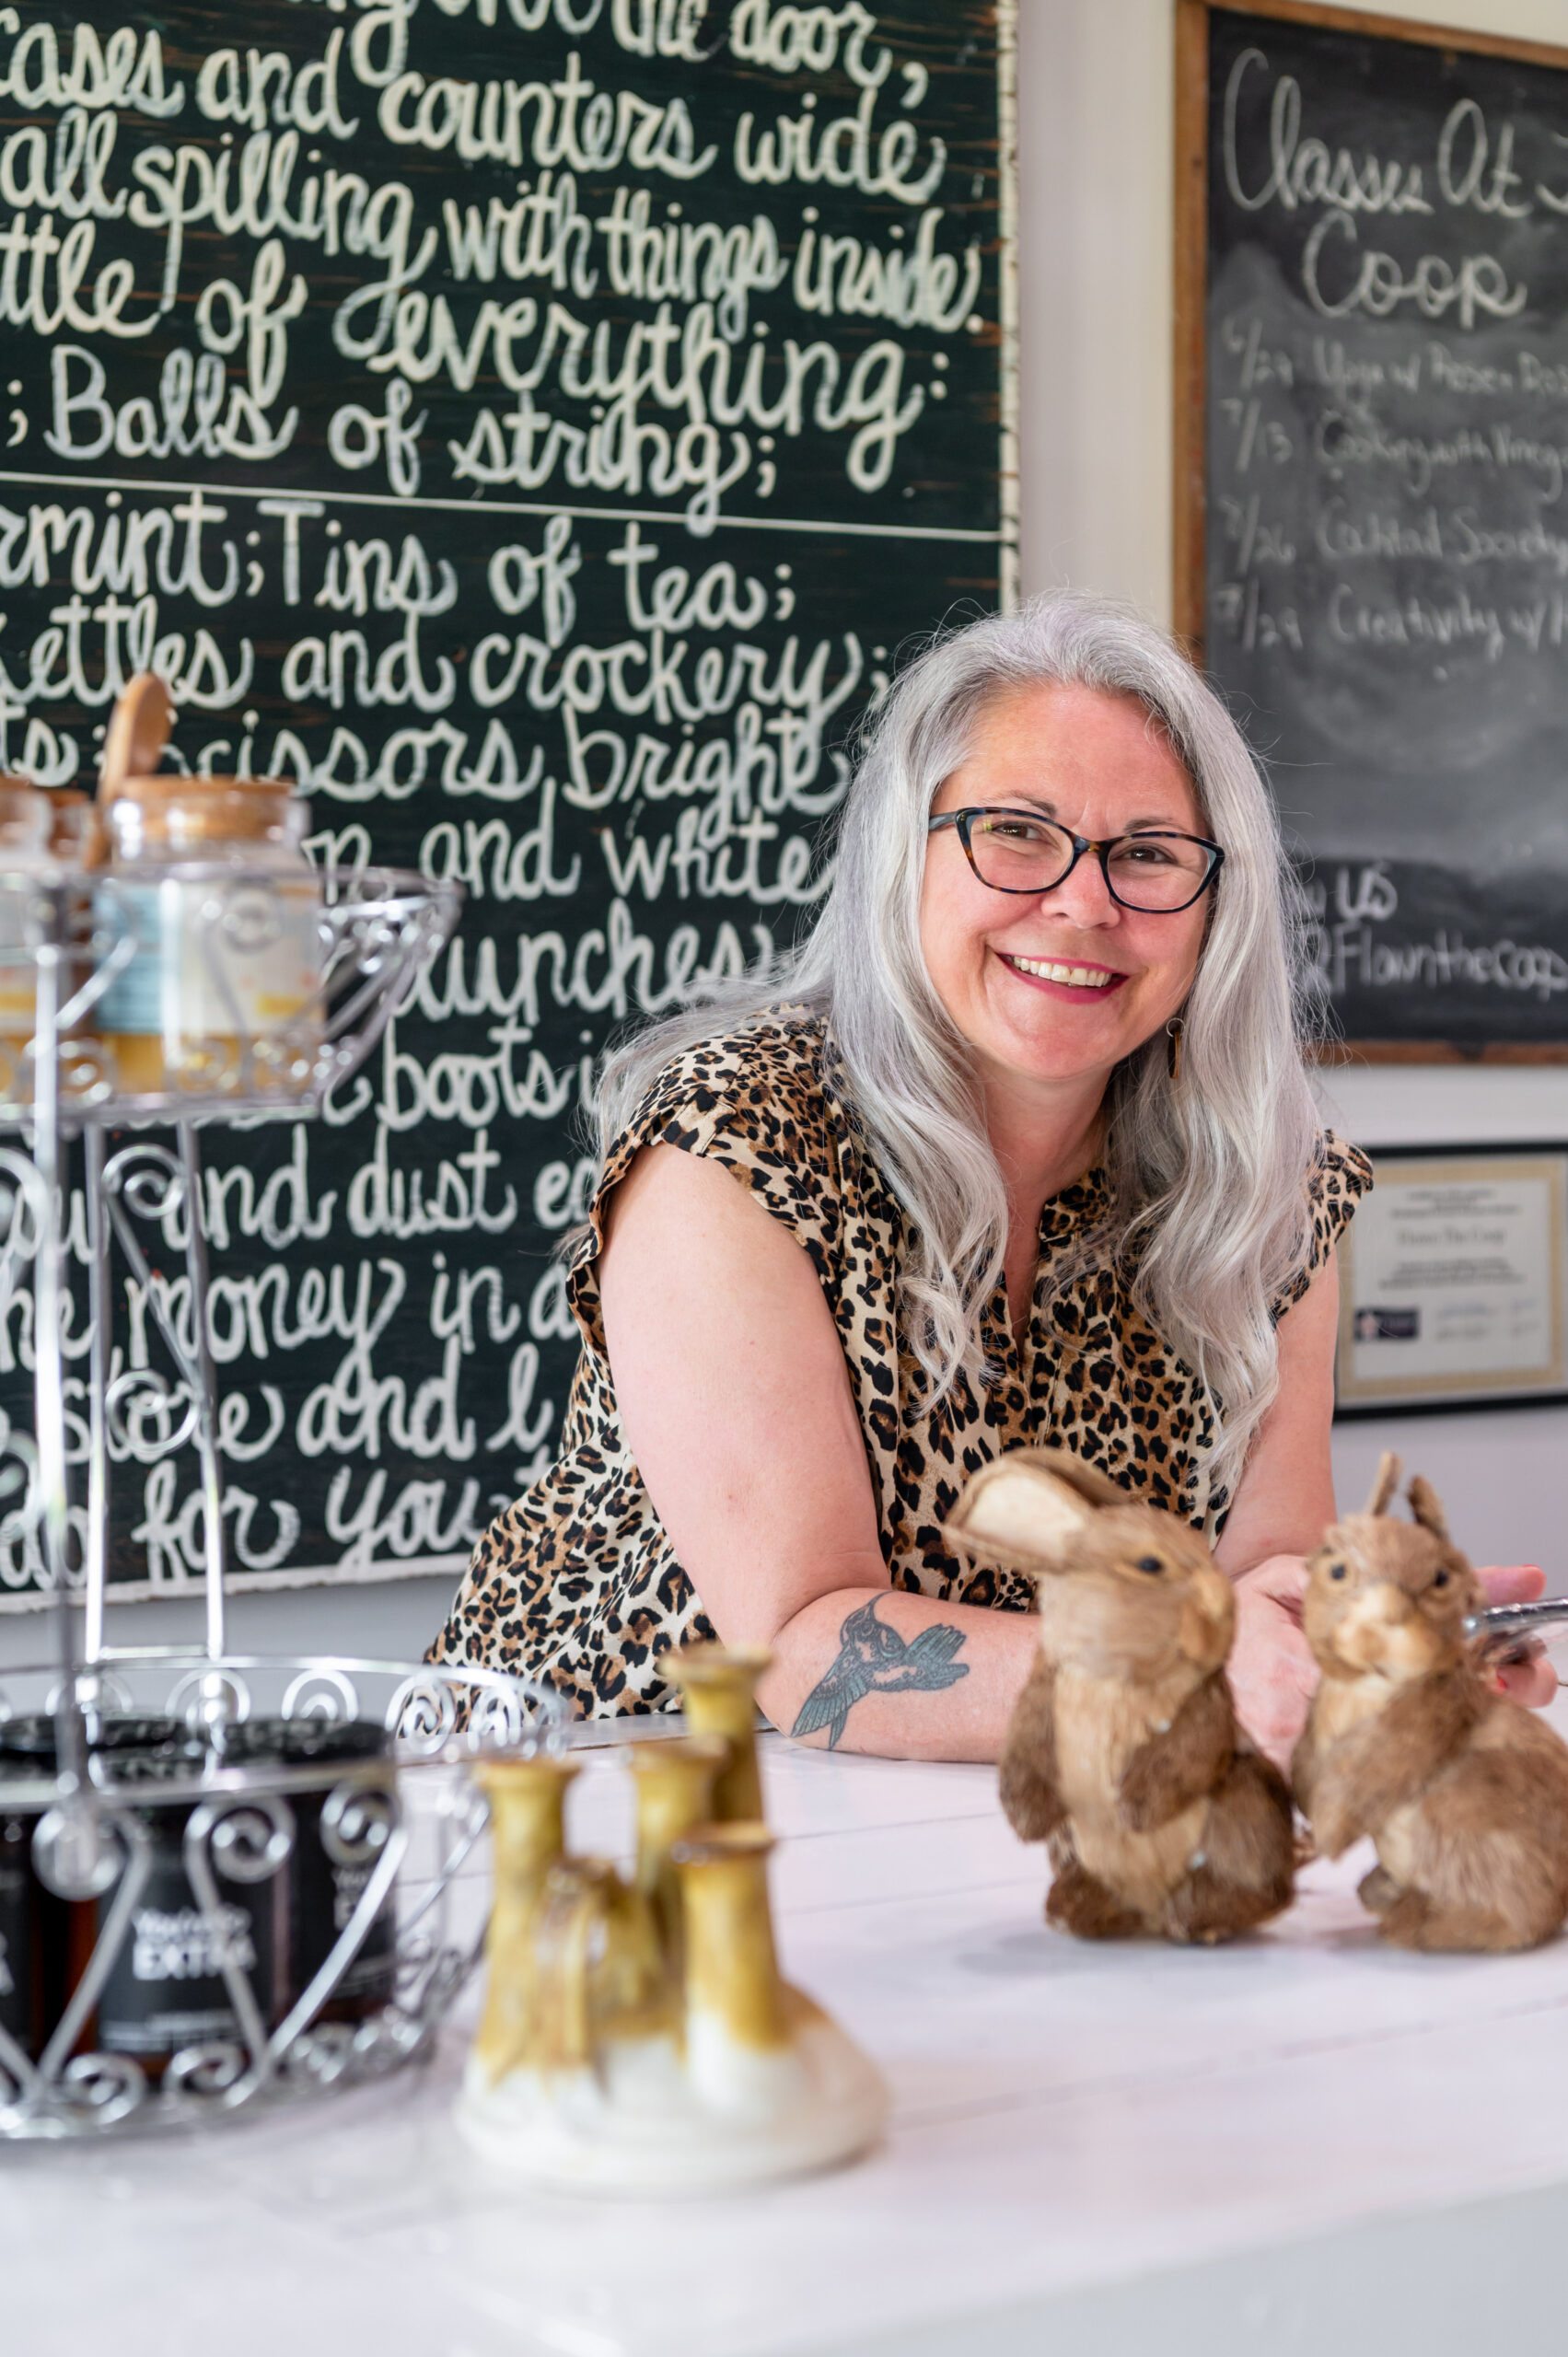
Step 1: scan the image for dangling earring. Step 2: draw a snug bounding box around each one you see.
[1166,1016,1184,1084]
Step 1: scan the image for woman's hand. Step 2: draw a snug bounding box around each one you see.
[1475,1563,1560,1709]
[1227,1558,1559,1777]
[1228,1552,1317,1775]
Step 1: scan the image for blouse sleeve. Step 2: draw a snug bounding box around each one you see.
[565,1016,846,1356]
[1271,1129,1374,1322]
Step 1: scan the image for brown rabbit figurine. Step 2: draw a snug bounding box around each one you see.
[945,1448,1295,1945]
[1295,1453,1568,1953]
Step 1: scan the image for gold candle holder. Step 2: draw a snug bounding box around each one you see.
[457,1662,887,2191]
[628,1735,728,1971]
[670,1821,788,2059]
[470,1755,577,2084]
[529,1855,670,2072]
[662,1644,771,1821]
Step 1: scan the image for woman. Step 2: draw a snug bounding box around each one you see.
[432,595,1552,1762]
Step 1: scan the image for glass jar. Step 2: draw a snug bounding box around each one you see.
[89,1742,283,2073]
[0,1712,400,2070]
[46,789,105,868]
[94,779,325,1100]
[226,1718,399,2025]
[0,1788,44,2059]
[0,1714,194,2064]
[0,782,56,1097]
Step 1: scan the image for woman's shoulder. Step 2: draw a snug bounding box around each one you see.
[598,1005,848,1234]
[1271,1126,1373,1318]
[639,1004,828,1105]
[1307,1127,1374,1221]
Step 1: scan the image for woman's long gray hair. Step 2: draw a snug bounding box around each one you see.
[592,591,1325,1501]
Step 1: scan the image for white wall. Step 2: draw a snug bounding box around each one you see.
[1016,0,1568,1574]
[6,0,1565,1679]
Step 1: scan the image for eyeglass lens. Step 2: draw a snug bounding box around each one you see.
[966,813,1213,910]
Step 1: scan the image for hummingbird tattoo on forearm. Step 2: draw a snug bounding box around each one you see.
[789,1597,970,1750]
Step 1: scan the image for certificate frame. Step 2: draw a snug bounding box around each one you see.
[1334,1144,1568,1420]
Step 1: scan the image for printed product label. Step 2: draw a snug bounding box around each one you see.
[98,1824,276,2056]
[95,877,321,1047]
[93,882,161,1037]
[291,1801,396,2007]
[0,882,38,1035]
[330,1861,396,1999]
[130,1902,257,1983]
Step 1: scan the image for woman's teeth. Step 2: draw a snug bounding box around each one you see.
[1005,955,1116,989]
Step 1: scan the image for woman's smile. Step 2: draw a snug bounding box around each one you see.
[996,951,1129,998]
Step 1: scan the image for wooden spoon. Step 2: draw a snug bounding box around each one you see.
[99,673,173,797]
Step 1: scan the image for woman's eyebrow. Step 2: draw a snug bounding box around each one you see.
[993,797,1193,834]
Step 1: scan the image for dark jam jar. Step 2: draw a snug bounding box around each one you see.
[0,1715,193,2062]
[91,1744,283,2070]
[224,1720,398,2025]
[0,1786,47,2059]
[0,1713,399,2063]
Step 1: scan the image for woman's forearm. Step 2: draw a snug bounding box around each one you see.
[754,1585,1043,1763]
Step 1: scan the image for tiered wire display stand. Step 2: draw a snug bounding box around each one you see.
[0,860,565,2138]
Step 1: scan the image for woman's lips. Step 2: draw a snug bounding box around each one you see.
[997,951,1129,1001]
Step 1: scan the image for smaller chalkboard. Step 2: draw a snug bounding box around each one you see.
[1176,0,1568,1058]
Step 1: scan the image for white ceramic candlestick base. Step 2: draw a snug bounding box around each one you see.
[456,1989,888,2197]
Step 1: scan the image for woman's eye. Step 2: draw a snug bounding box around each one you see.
[1112,842,1178,868]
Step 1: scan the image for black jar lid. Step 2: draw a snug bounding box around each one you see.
[216,1717,391,1769]
[0,1713,192,1765]
[93,1742,214,1794]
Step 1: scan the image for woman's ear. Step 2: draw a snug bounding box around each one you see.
[943,1456,1097,1573]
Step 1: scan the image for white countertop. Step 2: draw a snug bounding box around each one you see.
[11,1720,1568,2357]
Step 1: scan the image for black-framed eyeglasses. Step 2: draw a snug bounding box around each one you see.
[927,807,1225,913]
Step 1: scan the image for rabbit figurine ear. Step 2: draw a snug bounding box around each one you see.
[943,1452,1105,1573]
[1365,1452,1402,1516]
[1406,1474,1451,1541]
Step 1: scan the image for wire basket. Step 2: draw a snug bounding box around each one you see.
[0,1652,563,2140]
[0,851,527,2141]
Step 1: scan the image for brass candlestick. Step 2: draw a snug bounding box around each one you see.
[662,1644,770,1820]
[471,1756,578,2085]
[628,1736,728,1970]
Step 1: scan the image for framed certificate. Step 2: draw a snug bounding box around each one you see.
[1335,1146,1568,1418]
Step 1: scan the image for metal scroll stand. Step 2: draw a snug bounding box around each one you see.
[0,863,567,2138]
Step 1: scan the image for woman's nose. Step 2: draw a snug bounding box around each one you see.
[1037,845,1119,925]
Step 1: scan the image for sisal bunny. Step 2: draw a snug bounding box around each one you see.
[1295,1453,1568,1953]
[945,1448,1295,1944]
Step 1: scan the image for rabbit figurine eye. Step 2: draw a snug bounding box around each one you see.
[1133,1555,1164,1574]
[1433,1569,1449,1589]
[1329,1562,1347,1581]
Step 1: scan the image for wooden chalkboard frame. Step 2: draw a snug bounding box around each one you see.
[1173,0,1568,1066]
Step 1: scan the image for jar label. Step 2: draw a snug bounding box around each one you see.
[95,877,321,1048]
[129,1901,257,1983]
[98,1836,276,2057]
[290,1794,397,2009]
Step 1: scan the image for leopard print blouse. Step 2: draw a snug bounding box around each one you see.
[430,1011,1371,1719]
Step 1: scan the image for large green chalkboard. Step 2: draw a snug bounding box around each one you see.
[0,0,1015,1610]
